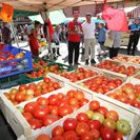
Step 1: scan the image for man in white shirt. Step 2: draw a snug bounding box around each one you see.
[82,13,96,65]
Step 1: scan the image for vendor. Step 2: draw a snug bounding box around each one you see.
[28,21,41,57]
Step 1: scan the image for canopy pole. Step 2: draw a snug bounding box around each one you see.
[10,22,20,50]
[41,3,52,54]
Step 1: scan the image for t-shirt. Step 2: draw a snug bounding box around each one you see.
[68,21,82,42]
[82,21,95,39]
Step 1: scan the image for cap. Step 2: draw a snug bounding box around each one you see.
[86,13,92,16]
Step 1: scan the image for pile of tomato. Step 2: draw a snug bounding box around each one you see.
[20,89,89,130]
[36,100,132,140]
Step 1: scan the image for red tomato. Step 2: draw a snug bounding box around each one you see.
[50,106,59,116]
[87,120,101,130]
[76,113,89,122]
[57,93,65,100]
[28,118,42,130]
[63,118,78,131]
[52,136,64,140]
[52,125,64,137]
[115,79,122,86]
[113,132,123,140]
[36,134,51,140]
[106,110,119,122]
[81,131,93,140]
[89,101,100,111]
[22,112,33,121]
[107,82,117,90]
[80,98,89,107]
[63,131,79,140]
[98,106,108,116]
[33,105,49,120]
[19,84,27,91]
[43,115,59,126]
[15,92,25,102]
[90,129,100,139]
[24,102,38,113]
[100,126,114,140]
[74,91,84,101]
[58,106,73,117]
[37,97,48,106]
[52,82,61,90]
[67,90,76,98]
[71,104,80,112]
[69,98,79,106]
[76,122,90,136]
[44,77,51,83]
[48,95,59,105]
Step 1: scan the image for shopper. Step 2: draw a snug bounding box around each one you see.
[98,23,107,58]
[28,21,41,57]
[82,13,96,65]
[52,25,61,57]
[67,11,82,66]
[127,18,140,55]
[109,31,121,58]
[1,22,12,45]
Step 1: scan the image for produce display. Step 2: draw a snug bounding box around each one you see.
[113,55,140,64]
[108,83,140,109]
[18,90,89,130]
[26,64,67,79]
[33,60,49,69]
[4,77,61,105]
[79,75,123,94]
[60,67,98,82]
[36,100,132,140]
[95,60,138,76]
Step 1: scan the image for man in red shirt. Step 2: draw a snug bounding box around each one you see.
[68,11,82,66]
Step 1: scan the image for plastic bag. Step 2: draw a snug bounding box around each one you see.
[102,5,129,32]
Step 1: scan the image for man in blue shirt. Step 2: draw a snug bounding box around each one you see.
[127,18,140,55]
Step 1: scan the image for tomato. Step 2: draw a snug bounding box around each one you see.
[63,118,78,131]
[106,110,119,122]
[22,112,33,121]
[48,95,59,105]
[90,129,100,139]
[57,99,69,107]
[52,136,64,140]
[57,93,65,100]
[50,106,59,116]
[52,82,61,90]
[71,104,80,112]
[44,77,51,83]
[115,79,122,86]
[107,82,117,90]
[24,102,38,113]
[63,131,79,140]
[58,106,73,117]
[113,132,123,140]
[52,125,64,137]
[28,118,42,130]
[103,118,117,130]
[80,98,89,107]
[98,106,108,116]
[33,105,49,120]
[100,126,114,140]
[69,98,79,106]
[67,90,76,99]
[89,101,100,111]
[28,83,36,90]
[87,120,101,130]
[43,115,59,126]
[76,122,90,136]
[15,92,25,102]
[36,134,51,140]
[74,91,84,101]
[76,113,89,122]
[34,90,42,97]
[37,97,48,106]
[19,84,27,91]
[81,131,93,140]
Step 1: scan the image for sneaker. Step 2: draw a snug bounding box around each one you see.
[91,59,96,64]
[85,59,89,65]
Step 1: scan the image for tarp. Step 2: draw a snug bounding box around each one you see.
[29,10,66,25]
[0,0,123,12]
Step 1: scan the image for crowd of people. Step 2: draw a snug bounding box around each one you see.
[0,13,140,66]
